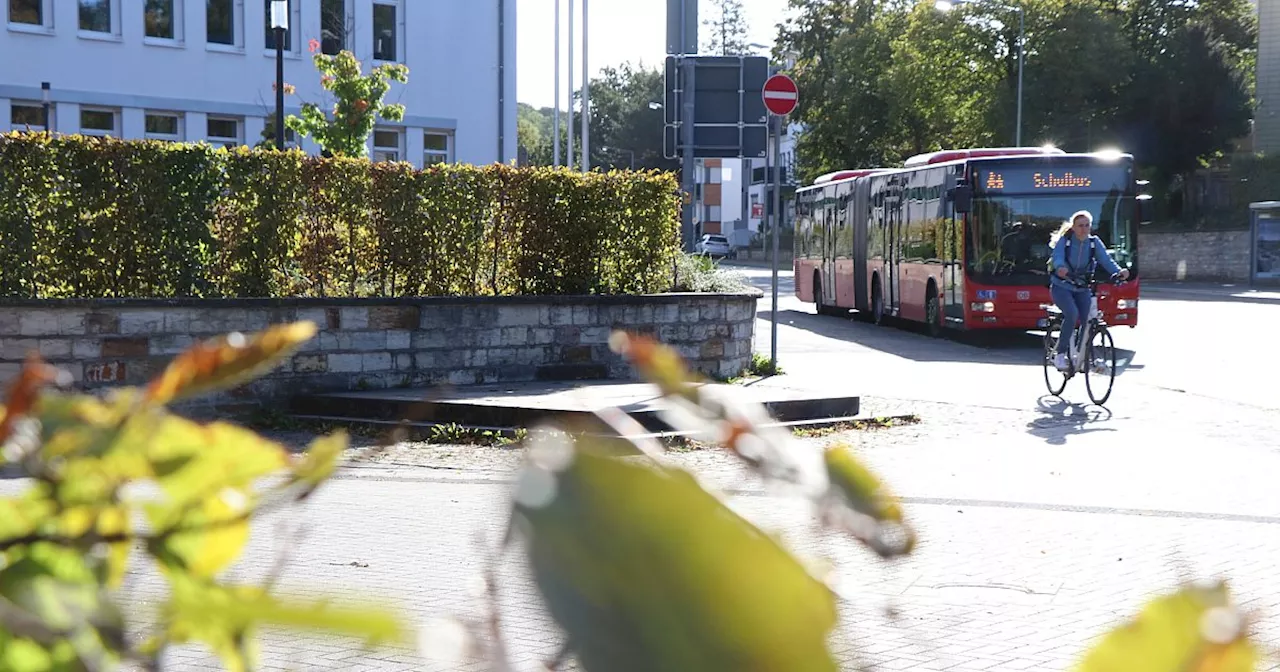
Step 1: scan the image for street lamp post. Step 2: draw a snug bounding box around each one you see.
[271,0,289,150]
[936,0,1024,146]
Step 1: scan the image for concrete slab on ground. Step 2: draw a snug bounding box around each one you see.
[289,377,860,433]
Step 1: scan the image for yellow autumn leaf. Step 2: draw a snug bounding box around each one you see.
[97,505,133,589]
[1075,580,1258,672]
[119,416,289,507]
[162,575,408,668]
[0,495,55,544]
[146,490,252,579]
[145,321,318,405]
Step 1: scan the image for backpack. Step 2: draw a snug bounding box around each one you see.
[1048,235,1096,280]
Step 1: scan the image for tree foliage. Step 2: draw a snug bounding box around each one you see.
[703,0,752,56]
[519,64,678,173]
[0,322,409,671]
[285,43,410,158]
[777,0,1255,189]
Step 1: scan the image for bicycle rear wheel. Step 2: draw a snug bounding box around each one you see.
[1042,325,1068,396]
[1084,325,1117,406]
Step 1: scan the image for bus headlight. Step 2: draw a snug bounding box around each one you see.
[970,301,996,313]
[1116,299,1136,310]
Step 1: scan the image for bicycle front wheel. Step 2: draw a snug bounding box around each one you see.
[1043,325,1068,397]
[1085,325,1117,406]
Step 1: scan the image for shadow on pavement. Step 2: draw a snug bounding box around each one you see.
[755,307,1040,366]
[1025,396,1116,445]
[758,303,1147,378]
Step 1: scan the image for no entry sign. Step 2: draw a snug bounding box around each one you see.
[762,74,798,116]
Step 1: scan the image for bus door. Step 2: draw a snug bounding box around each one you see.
[885,187,902,316]
[852,180,869,313]
[822,201,836,304]
[945,178,964,321]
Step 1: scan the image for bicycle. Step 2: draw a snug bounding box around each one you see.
[1041,271,1126,406]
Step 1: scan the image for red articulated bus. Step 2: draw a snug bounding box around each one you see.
[793,147,1142,334]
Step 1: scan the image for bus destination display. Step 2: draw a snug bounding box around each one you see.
[977,166,1129,193]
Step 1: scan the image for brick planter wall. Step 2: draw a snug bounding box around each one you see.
[0,294,760,410]
[1139,230,1252,282]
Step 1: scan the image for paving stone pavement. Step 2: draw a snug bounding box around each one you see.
[7,377,1270,672]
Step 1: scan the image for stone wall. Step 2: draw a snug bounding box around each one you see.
[1139,229,1252,282]
[0,294,759,410]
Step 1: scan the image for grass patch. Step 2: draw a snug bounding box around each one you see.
[241,409,528,447]
[744,352,782,377]
[791,415,922,438]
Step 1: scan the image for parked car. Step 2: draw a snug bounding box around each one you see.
[695,234,732,258]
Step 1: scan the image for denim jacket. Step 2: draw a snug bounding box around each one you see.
[1050,234,1121,290]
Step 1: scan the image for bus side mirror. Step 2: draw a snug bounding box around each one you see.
[952,184,973,214]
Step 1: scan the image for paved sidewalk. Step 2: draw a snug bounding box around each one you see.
[60,382,1273,671]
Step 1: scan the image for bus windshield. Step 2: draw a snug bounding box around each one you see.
[967,190,1135,285]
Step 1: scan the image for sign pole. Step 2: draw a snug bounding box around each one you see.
[681,58,697,252]
[761,71,796,373]
[770,113,781,371]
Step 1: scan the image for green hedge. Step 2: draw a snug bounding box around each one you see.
[0,132,681,298]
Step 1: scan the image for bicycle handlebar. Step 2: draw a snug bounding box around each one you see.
[1062,271,1129,291]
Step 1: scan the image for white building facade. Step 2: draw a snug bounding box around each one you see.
[0,0,518,167]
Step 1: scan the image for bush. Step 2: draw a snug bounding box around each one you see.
[0,323,409,670]
[670,253,753,293]
[0,133,681,299]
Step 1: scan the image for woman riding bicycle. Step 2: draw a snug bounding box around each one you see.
[1049,210,1130,371]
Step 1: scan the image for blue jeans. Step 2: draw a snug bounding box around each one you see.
[1050,285,1091,355]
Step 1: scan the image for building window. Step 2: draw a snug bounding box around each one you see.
[9,0,51,28]
[424,132,452,165]
[207,0,241,47]
[79,0,118,35]
[207,116,243,147]
[10,103,46,131]
[145,112,182,141]
[707,166,723,184]
[264,0,298,51]
[320,0,347,55]
[706,205,722,222]
[145,0,182,40]
[80,108,119,137]
[372,128,402,162]
[373,1,398,62]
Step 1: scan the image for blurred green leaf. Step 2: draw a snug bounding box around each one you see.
[1075,580,1257,672]
[514,437,839,671]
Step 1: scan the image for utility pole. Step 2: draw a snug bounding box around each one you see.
[553,0,560,166]
[567,0,575,168]
[581,0,590,171]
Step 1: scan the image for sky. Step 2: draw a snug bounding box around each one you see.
[516,0,792,110]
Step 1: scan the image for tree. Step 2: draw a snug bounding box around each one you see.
[1014,1,1132,151]
[285,41,409,158]
[703,0,751,56]
[518,63,677,172]
[517,103,555,165]
[579,63,678,171]
[881,0,1002,156]
[777,0,905,181]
